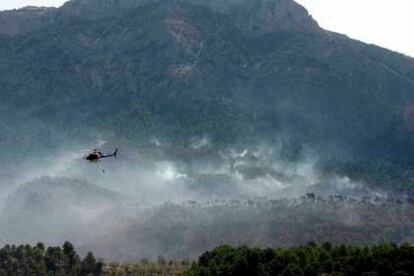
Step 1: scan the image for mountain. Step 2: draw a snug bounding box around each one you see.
[0,6,55,36]
[1,0,414,187]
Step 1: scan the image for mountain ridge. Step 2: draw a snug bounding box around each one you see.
[1,0,414,186]
[0,0,320,36]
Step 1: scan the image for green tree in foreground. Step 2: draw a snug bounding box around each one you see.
[186,243,414,276]
[1,242,414,275]
[0,242,102,276]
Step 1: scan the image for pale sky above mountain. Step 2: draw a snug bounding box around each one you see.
[0,0,67,9]
[0,0,413,57]
[296,0,414,57]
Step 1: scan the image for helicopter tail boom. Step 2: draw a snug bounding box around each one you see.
[101,148,118,159]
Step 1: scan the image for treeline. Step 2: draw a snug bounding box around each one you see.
[106,258,191,276]
[0,242,102,275]
[186,243,414,276]
[2,242,414,275]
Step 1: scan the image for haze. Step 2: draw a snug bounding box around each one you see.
[1,0,414,261]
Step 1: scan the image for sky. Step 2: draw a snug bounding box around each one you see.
[0,0,413,57]
[0,0,67,10]
[296,0,414,57]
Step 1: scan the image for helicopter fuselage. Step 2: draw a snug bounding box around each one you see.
[85,152,102,162]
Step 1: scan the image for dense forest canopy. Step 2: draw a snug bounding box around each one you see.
[187,243,414,276]
[1,242,414,275]
[0,242,102,276]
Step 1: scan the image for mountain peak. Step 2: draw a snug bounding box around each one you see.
[230,0,320,34]
[0,0,319,36]
[59,0,319,34]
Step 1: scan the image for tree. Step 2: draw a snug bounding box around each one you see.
[63,242,80,275]
[81,252,102,276]
[282,263,303,276]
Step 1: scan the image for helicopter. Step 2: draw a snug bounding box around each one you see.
[84,148,118,162]
[83,148,118,173]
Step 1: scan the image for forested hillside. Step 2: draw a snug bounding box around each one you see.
[0,0,414,186]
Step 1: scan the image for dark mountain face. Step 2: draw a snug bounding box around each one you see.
[1,0,414,186]
[0,7,55,36]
